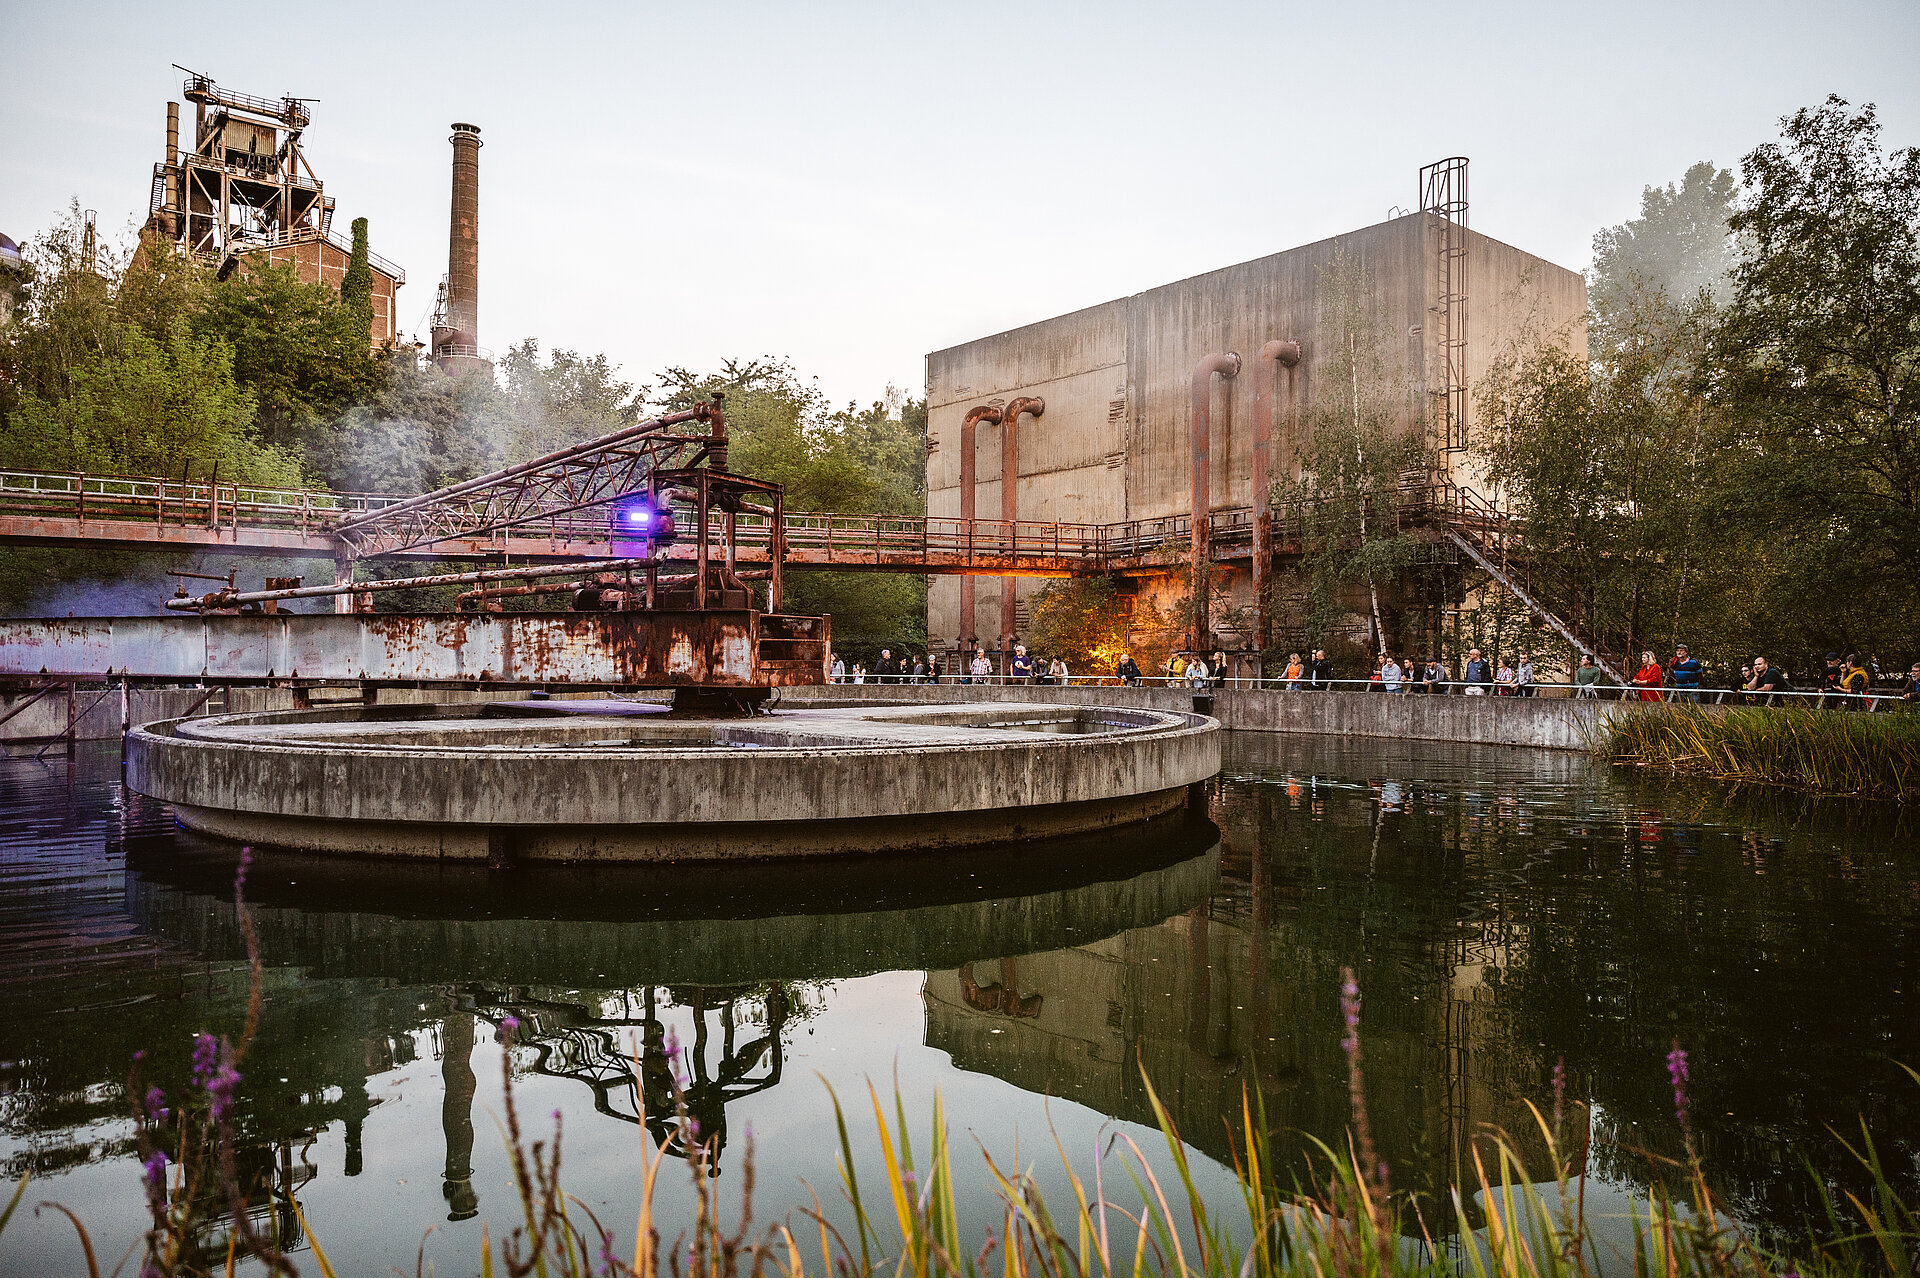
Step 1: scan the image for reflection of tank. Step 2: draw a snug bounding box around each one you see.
[123,816,1221,987]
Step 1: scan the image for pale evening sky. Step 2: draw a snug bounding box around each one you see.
[3,0,1916,409]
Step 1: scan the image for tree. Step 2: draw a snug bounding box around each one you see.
[192,259,376,449]
[1280,252,1426,659]
[1710,96,1920,654]
[1590,160,1738,354]
[1025,577,1129,673]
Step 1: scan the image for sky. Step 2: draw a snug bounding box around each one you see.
[4,0,1917,409]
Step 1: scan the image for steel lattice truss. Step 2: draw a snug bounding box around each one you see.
[328,402,724,558]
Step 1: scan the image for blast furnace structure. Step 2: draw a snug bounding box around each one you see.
[142,74,405,346]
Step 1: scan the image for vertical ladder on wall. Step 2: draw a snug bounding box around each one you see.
[1419,159,1470,454]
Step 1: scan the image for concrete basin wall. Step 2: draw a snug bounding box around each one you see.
[124,703,1220,861]
[781,684,1607,752]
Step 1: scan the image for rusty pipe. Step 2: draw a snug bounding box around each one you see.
[999,396,1045,650]
[1251,340,1301,650]
[957,404,1003,647]
[166,557,654,611]
[1190,352,1240,651]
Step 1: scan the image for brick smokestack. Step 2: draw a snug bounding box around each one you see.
[446,123,481,349]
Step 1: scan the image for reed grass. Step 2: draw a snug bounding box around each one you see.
[7,865,1917,1278]
[1597,705,1920,803]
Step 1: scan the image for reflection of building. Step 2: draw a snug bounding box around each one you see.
[141,74,405,345]
[926,780,1586,1223]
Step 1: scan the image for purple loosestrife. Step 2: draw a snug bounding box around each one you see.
[1337,966,1387,1210]
[141,1149,169,1218]
[1667,1040,1691,1137]
[141,1086,169,1125]
[190,1032,219,1088]
[1553,1058,1567,1138]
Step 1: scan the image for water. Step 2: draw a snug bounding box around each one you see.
[1,735,1915,1274]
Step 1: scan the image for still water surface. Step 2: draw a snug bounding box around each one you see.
[1,733,1915,1274]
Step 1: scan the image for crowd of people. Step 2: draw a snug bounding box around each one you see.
[826,641,1920,708]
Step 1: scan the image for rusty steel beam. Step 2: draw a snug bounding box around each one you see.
[0,613,827,689]
[327,398,728,559]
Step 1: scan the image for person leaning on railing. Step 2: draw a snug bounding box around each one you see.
[1668,645,1703,703]
[1573,654,1603,698]
[1745,655,1790,706]
[1309,648,1335,691]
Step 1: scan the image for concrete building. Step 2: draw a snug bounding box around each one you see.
[925,168,1587,660]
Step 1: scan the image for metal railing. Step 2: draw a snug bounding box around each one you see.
[0,469,408,533]
[817,673,1913,710]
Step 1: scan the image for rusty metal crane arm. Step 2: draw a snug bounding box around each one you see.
[328,399,726,558]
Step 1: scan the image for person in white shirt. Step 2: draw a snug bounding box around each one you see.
[969,650,992,682]
[1184,657,1210,688]
[1381,655,1403,693]
[1049,657,1069,683]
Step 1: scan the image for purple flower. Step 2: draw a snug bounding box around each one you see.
[208,1061,242,1125]
[143,1086,169,1125]
[141,1149,169,1216]
[190,1033,219,1088]
[1667,1041,1691,1132]
[235,846,253,894]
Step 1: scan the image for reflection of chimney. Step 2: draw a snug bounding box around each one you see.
[441,1012,479,1221]
[447,124,480,347]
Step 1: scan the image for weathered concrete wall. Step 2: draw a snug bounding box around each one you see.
[785,683,1605,752]
[923,213,1590,647]
[1,685,541,744]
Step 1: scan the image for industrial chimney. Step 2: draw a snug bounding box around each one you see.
[433,122,492,377]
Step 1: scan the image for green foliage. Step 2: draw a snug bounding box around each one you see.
[1481,102,1920,675]
[783,572,925,659]
[1600,704,1920,803]
[1710,96,1920,654]
[1025,576,1130,671]
[190,259,375,449]
[1,321,291,483]
[339,216,373,340]
[1590,160,1738,353]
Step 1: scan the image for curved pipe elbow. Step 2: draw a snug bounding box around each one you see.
[961,405,1004,431]
[1003,396,1044,423]
[1193,352,1241,386]
[1259,339,1302,368]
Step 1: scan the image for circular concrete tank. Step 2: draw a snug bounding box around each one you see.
[126,700,1220,862]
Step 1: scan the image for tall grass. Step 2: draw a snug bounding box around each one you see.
[7,868,1918,1278]
[1598,705,1920,803]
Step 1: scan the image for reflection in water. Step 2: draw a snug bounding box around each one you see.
[0,735,1915,1267]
